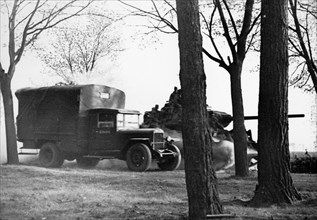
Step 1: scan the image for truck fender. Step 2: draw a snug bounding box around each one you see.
[121,138,151,160]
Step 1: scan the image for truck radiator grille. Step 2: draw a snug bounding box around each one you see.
[153,132,164,150]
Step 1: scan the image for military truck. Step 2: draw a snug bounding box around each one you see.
[15,84,181,172]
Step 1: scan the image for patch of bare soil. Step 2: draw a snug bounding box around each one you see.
[0,158,316,220]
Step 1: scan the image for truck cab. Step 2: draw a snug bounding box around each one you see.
[83,108,180,171]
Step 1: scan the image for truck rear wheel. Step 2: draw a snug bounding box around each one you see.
[39,142,64,168]
[76,157,99,168]
[158,144,181,171]
[126,143,152,172]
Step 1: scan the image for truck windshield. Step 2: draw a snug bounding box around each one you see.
[117,113,139,130]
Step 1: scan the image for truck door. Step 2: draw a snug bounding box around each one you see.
[89,111,117,156]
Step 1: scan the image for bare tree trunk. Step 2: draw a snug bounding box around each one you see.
[251,0,301,204]
[213,0,255,177]
[176,0,223,218]
[0,68,19,164]
[230,63,249,177]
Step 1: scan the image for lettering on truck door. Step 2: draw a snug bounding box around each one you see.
[89,112,117,155]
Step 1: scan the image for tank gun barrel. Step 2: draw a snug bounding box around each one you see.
[244,114,305,120]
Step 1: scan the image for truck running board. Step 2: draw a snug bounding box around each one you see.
[19,152,39,155]
[83,155,114,159]
[19,148,39,155]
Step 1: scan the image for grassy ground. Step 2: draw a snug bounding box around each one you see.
[0,158,316,220]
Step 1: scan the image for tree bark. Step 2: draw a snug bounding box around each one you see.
[176,0,223,219]
[229,62,249,177]
[251,0,301,204]
[0,68,19,164]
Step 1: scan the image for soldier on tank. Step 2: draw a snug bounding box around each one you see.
[168,87,182,114]
[148,104,160,128]
[169,86,179,103]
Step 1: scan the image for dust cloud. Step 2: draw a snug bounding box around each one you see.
[164,128,235,171]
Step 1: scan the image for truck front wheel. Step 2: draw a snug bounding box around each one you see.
[39,142,64,168]
[126,143,152,172]
[76,157,99,168]
[158,144,181,171]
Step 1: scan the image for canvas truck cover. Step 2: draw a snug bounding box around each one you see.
[15,84,125,141]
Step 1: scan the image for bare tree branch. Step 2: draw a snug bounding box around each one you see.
[119,0,178,33]
[201,7,228,70]
[237,0,255,58]
[222,0,239,39]
[289,0,317,93]
[8,0,19,75]
[215,0,235,64]
[15,0,41,64]
[4,0,94,76]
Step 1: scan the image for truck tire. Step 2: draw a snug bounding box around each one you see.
[76,157,99,168]
[126,143,152,172]
[39,142,64,168]
[158,144,181,171]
